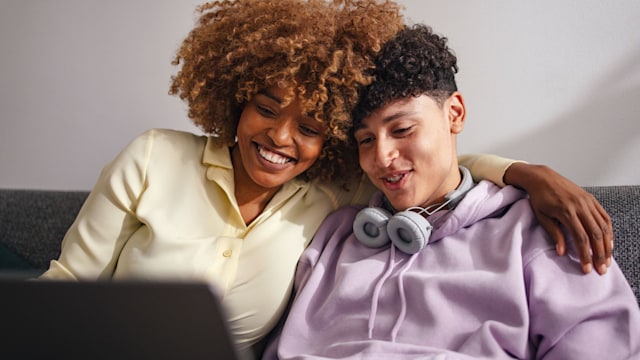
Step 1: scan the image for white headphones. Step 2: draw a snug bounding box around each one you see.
[353,166,474,254]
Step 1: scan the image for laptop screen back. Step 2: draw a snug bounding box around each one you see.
[0,279,250,360]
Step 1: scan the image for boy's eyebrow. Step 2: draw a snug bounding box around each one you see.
[355,110,416,131]
[383,110,415,123]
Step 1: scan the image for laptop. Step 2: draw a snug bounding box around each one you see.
[0,277,252,360]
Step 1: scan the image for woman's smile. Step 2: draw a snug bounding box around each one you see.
[256,143,295,166]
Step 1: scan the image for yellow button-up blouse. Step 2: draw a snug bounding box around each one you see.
[40,128,515,350]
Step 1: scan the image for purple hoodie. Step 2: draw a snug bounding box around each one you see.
[263,181,640,359]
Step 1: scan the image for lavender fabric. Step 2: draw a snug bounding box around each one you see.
[264,181,640,359]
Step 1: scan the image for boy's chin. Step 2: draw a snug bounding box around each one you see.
[384,195,414,212]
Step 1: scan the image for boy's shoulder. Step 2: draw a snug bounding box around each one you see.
[319,205,364,234]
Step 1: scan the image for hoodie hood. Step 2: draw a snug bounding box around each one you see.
[367,179,527,245]
[365,180,528,341]
[427,181,528,242]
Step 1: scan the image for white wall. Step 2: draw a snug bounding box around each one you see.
[404,0,640,187]
[1,0,638,190]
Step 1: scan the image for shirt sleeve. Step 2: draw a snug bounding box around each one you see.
[39,130,153,280]
[458,153,526,187]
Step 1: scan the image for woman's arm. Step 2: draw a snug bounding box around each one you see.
[503,162,613,275]
[39,131,152,280]
[459,154,613,275]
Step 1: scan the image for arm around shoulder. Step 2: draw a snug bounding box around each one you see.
[457,153,523,187]
[504,162,613,275]
[461,155,614,275]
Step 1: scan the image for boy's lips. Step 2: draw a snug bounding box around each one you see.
[379,171,410,190]
[383,173,405,183]
[380,170,408,183]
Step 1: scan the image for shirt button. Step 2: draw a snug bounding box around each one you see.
[222,249,232,258]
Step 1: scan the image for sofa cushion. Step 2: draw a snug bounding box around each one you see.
[0,242,32,269]
[0,189,88,270]
[585,185,640,303]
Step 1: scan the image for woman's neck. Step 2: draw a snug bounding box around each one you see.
[231,146,282,225]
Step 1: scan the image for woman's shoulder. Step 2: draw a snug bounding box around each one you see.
[124,128,209,156]
[138,128,208,146]
[110,128,211,171]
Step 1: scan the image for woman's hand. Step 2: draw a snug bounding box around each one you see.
[504,162,613,275]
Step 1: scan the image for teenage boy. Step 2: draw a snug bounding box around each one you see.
[263,24,640,359]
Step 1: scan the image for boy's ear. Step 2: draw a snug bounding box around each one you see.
[447,92,466,134]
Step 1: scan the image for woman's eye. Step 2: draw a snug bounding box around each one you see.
[300,125,320,136]
[257,105,276,117]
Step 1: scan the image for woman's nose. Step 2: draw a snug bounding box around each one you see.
[267,118,295,146]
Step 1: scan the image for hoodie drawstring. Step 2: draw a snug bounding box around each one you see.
[368,244,397,339]
[391,253,418,341]
[368,244,419,342]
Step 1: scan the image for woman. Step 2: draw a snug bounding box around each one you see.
[40,0,612,354]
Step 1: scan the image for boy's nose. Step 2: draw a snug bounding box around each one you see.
[375,139,398,168]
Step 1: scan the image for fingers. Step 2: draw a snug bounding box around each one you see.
[585,198,614,273]
[557,195,613,275]
[537,215,566,256]
[538,209,594,274]
[595,201,614,266]
[510,163,615,275]
[562,213,596,274]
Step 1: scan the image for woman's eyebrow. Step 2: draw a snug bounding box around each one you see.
[257,90,283,104]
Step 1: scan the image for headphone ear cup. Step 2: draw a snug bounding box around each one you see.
[387,211,432,254]
[353,207,392,248]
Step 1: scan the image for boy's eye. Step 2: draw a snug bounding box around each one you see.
[393,126,412,135]
[392,126,415,137]
[356,136,373,146]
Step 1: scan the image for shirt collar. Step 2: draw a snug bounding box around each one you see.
[202,136,233,170]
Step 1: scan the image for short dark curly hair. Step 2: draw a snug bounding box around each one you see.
[353,24,459,129]
[169,0,404,183]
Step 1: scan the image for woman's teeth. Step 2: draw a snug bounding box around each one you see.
[258,145,291,164]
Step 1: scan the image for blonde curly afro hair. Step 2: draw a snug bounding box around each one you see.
[169,0,404,182]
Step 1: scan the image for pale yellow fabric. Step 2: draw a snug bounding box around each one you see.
[40,128,513,350]
[458,154,526,187]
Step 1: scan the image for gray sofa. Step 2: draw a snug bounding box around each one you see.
[0,186,638,305]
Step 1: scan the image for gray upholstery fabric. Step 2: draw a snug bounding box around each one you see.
[0,186,638,305]
[585,186,640,303]
[0,189,88,270]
